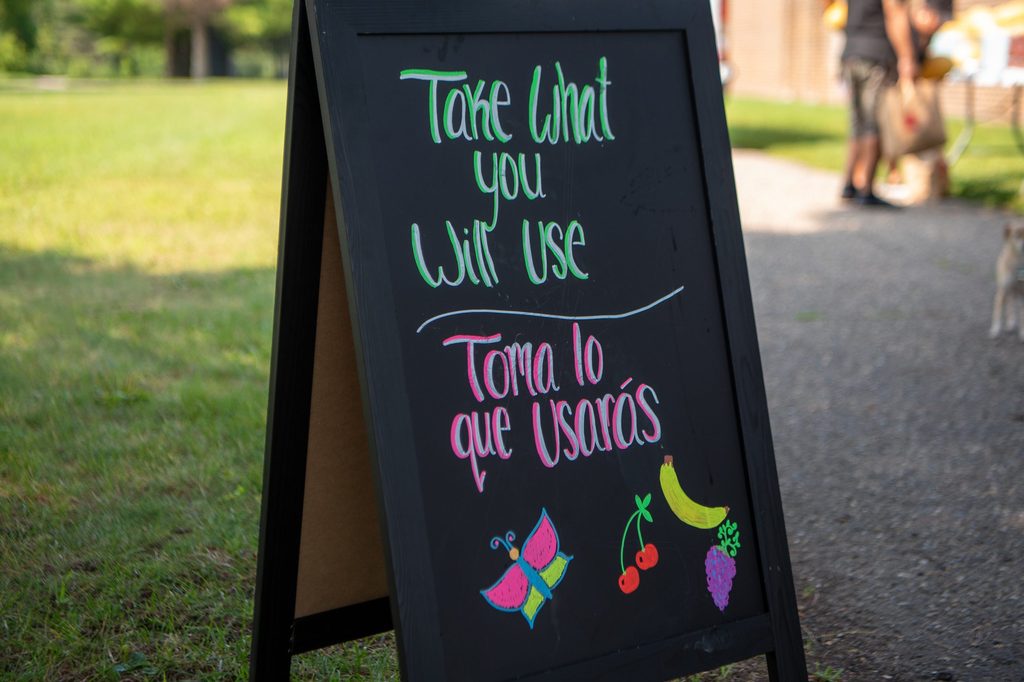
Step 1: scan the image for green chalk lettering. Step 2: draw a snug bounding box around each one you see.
[528,58,613,145]
[463,80,490,141]
[444,87,471,141]
[400,69,467,144]
[489,81,512,143]
[522,219,589,284]
[597,57,614,140]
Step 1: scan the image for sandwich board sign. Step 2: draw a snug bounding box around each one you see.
[250,0,807,679]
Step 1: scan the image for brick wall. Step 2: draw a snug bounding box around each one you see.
[727,0,846,102]
[727,0,792,98]
[789,0,844,102]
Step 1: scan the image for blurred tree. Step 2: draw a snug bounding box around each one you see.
[164,0,231,78]
[72,0,164,74]
[0,0,36,49]
[1,0,291,77]
[74,0,163,44]
[222,0,289,76]
[0,0,35,71]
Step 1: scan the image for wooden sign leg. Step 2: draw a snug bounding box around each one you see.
[249,0,329,678]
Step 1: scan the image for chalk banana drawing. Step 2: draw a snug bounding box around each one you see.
[658,455,742,611]
[481,508,572,629]
[617,493,659,594]
[659,455,729,529]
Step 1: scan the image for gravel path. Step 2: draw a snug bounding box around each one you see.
[733,150,1024,681]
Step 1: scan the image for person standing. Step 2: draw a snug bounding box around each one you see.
[840,0,918,207]
[884,0,954,189]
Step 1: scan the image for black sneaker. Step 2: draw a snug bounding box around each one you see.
[855,191,899,208]
[841,183,857,200]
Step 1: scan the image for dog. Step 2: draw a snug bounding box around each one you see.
[989,222,1024,341]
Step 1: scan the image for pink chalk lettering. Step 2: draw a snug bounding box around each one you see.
[472,410,494,459]
[528,380,664,470]
[484,348,510,400]
[595,393,615,452]
[504,342,536,397]
[450,406,515,493]
[450,334,561,401]
[531,401,559,467]
[575,399,599,456]
[555,399,579,460]
[443,333,501,402]
[636,383,662,442]
[584,333,603,384]
[612,390,642,449]
[533,342,559,394]
[450,413,486,492]
[572,322,585,386]
[493,406,513,459]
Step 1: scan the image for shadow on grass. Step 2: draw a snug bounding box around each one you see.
[951,175,1023,210]
[0,243,274,406]
[0,244,283,679]
[728,125,838,151]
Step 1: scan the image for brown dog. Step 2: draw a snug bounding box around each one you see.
[989,222,1024,341]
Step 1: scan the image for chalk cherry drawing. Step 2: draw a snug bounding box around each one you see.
[617,493,658,595]
[481,508,572,629]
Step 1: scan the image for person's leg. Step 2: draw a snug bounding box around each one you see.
[842,137,859,198]
[841,60,862,199]
[855,132,898,206]
[855,63,898,207]
[843,60,891,202]
[860,132,882,197]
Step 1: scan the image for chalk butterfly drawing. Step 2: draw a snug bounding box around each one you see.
[480,508,572,629]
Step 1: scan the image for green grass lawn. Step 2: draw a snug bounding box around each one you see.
[0,80,396,680]
[5,79,1015,680]
[725,96,1024,213]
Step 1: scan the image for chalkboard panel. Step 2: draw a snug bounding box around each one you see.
[352,30,766,682]
[251,1,805,679]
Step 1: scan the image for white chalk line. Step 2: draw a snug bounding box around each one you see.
[415,284,685,334]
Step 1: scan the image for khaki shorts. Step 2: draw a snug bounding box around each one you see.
[843,58,896,138]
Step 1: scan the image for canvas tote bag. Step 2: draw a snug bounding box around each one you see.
[879,79,947,159]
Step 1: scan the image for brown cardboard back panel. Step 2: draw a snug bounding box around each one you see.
[294,192,389,618]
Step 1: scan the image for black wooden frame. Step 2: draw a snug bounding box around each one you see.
[249,2,394,679]
[251,0,806,679]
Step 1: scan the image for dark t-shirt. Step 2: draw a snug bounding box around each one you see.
[842,0,896,66]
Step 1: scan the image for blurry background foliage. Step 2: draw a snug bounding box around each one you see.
[0,0,293,78]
